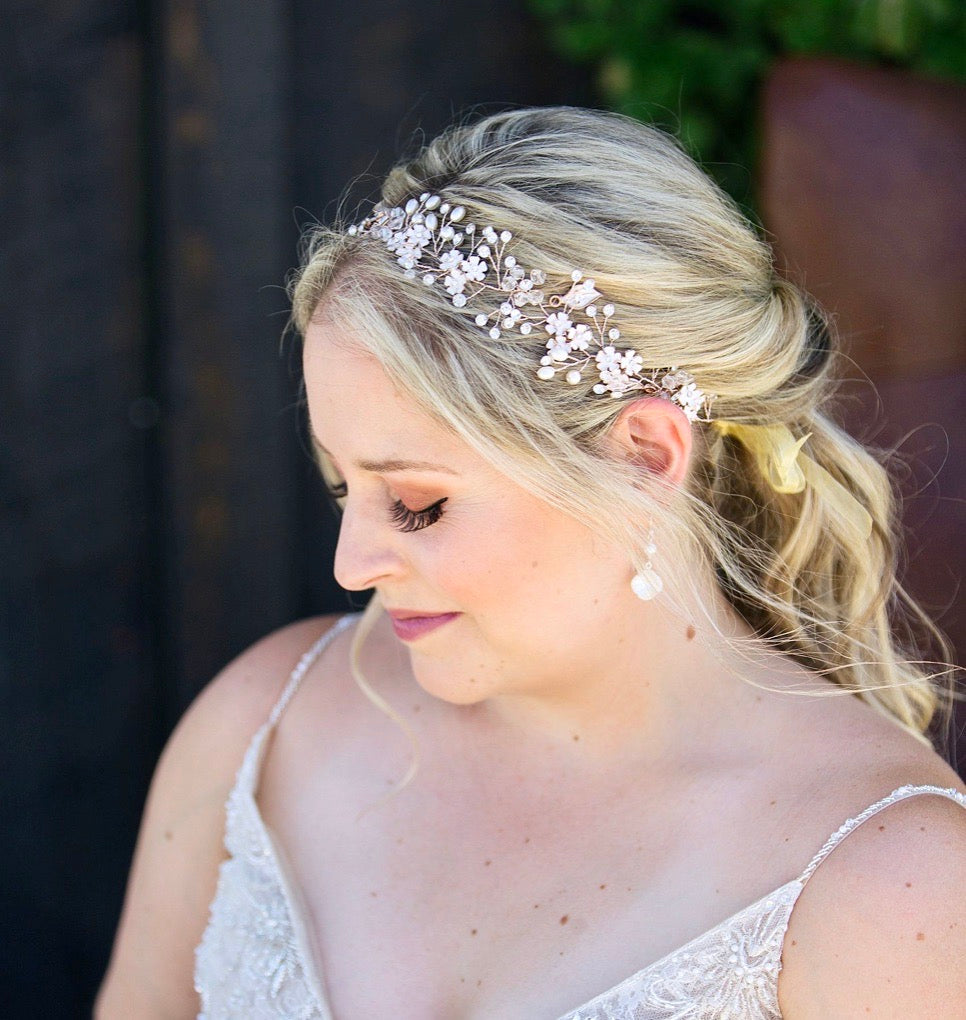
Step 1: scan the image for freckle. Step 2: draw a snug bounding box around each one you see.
[560,915,569,925]
[397,837,404,845]
[370,891,378,897]
[769,800,776,806]
[920,826,926,832]
[412,704,420,712]
[460,977,465,983]
[164,830,173,841]
[599,884,606,890]
[905,882,912,888]
[572,734,580,742]
[916,932,925,941]
[626,887,632,892]
[686,625,695,640]
[791,940,797,946]
[477,979,482,988]
[524,837,530,844]
[471,928,477,936]
[533,903,540,909]
[559,950,564,956]
[484,860,491,866]
[531,560,538,568]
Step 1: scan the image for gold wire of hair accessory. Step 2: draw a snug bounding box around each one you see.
[348,193,716,422]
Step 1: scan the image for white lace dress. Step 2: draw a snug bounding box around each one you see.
[194,613,966,1019]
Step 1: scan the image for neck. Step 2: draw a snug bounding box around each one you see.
[413,583,805,776]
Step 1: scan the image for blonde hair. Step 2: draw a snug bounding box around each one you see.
[290,106,954,748]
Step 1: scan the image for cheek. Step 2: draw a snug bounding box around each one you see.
[423,498,627,616]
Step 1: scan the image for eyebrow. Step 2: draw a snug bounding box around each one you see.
[358,456,461,475]
[312,438,460,476]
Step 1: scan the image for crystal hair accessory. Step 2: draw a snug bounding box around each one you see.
[348,193,715,421]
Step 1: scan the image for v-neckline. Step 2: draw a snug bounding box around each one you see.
[244,749,803,1020]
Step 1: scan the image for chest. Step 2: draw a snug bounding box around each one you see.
[262,761,799,1019]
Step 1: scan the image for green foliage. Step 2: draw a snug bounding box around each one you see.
[528,0,966,204]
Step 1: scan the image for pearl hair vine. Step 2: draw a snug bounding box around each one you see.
[348,192,715,422]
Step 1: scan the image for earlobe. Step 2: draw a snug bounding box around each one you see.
[611,396,693,490]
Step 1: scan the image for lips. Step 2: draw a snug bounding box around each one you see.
[386,609,461,641]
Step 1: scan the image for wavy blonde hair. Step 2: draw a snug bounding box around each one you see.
[290,106,954,749]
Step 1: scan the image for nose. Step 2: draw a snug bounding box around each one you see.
[332,496,407,592]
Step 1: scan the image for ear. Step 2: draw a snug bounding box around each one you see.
[606,396,693,491]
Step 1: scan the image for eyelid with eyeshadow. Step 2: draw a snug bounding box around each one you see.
[322,477,448,533]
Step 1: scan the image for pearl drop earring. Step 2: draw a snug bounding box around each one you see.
[631,527,663,601]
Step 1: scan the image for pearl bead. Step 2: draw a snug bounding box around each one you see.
[631,568,663,601]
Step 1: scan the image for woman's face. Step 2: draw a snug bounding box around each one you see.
[302,317,636,707]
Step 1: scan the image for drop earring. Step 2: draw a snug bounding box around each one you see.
[631,527,663,601]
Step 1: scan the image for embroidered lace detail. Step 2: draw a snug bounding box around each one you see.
[194,729,324,1018]
[194,615,357,1020]
[194,615,966,1019]
[558,880,801,1020]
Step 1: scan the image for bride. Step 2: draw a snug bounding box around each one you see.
[98,107,965,1019]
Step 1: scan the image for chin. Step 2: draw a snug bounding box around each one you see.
[408,658,495,707]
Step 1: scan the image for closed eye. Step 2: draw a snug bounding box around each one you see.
[389,496,447,532]
[324,478,447,532]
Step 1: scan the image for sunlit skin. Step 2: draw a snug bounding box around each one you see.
[92,308,966,1020]
[301,312,801,763]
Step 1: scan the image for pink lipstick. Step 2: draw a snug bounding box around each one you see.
[387,611,461,642]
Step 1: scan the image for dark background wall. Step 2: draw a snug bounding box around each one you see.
[3,2,587,1013]
[2,3,961,1016]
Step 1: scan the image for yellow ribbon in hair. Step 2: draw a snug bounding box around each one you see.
[713,421,873,539]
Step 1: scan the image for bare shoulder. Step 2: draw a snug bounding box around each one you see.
[778,769,966,1019]
[95,613,346,1019]
[185,613,350,741]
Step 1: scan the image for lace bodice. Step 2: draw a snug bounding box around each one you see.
[194,615,966,1019]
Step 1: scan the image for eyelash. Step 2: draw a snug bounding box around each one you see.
[324,480,447,533]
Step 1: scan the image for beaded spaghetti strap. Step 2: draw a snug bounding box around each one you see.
[267,613,359,729]
[799,783,966,886]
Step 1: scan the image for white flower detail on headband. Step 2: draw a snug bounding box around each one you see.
[348,192,715,421]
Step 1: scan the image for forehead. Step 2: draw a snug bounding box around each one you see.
[302,318,460,460]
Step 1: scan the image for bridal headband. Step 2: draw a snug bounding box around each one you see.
[347,193,872,538]
[348,192,714,421]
